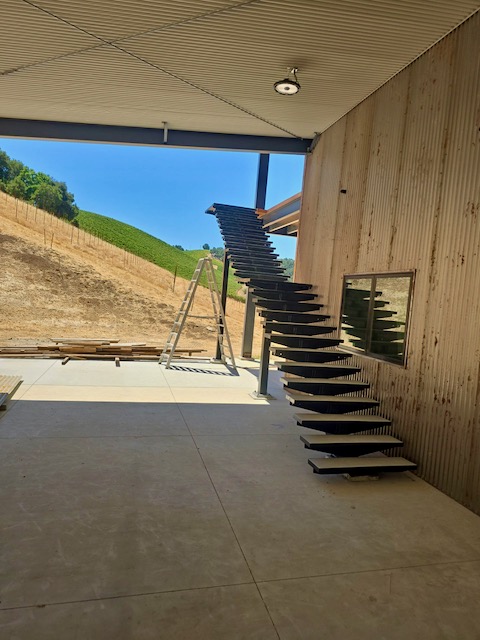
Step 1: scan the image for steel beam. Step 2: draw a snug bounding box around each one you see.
[0,118,311,154]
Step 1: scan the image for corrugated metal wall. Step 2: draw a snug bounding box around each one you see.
[296,11,480,513]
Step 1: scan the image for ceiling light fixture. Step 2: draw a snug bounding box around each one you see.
[274,67,300,95]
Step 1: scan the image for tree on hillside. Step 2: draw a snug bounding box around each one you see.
[210,246,225,261]
[0,147,79,222]
[34,183,63,214]
[5,175,28,200]
[202,243,210,250]
[8,159,25,180]
[0,150,10,186]
[281,258,295,281]
[55,181,79,220]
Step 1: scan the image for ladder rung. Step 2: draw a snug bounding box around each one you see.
[190,315,216,319]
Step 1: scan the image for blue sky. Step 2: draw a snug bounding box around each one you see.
[0,139,303,259]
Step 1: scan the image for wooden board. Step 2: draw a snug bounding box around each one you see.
[0,375,23,395]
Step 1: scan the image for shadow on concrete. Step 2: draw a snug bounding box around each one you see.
[168,365,239,377]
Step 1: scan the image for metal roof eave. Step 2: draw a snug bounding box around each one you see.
[0,118,312,154]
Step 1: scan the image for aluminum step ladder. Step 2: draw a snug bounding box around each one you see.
[160,257,236,369]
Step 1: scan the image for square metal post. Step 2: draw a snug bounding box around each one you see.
[256,325,271,397]
[241,288,256,358]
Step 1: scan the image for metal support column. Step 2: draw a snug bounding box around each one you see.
[256,325,271,397]
[215,249,230,361]
[255,153,270,210]
[241,153,270,359]
[241,287,256,358]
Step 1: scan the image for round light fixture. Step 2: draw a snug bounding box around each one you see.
[274,67,300,95]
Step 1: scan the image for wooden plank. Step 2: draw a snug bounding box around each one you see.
[57,346,98,354]
[50,338,120,344]
[62,357,70,365]
[0,375,23,395]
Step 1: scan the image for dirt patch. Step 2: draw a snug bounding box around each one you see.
[0,194,263,356]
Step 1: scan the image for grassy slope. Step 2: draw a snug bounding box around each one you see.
[76,210,244,300]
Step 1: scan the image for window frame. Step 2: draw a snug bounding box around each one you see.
[339,271,415,367]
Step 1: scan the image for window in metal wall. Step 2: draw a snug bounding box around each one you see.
[340,273,414,365]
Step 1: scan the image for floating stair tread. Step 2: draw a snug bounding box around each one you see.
[282,377,369,388]
[286,392,379,404]
[280,362,360,371]
[270,323,336,330]
[308,457,417,473]
[248,280,312,290]
[272,346,341,353]
[295,413,391,424]
[271,335,339,340]
[260,311,329,323]
[301,434,402,446]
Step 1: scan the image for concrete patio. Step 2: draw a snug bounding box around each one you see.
[1,357,480,639]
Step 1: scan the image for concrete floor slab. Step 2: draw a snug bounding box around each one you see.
[258,560,480,640]
[170,387,272,405]
[2,505,252,608]
[162,363,256,389]
[0,584,278,640]
[0,358,56,384]
[195,433,319,494]
[0,400,189,437]
[19,385,176,403]
[211,470,480,581]
[178,402,302,436]
[2,358,480,638]
[35,361,170,387]
[1,436,252,607]
[1,436,212,513]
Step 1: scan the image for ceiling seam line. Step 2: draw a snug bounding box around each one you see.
[110,42,302,138]
[5,0,262,77]
[17,0,304,139]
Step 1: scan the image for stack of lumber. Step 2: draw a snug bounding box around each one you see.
[0,374,23,410]
[0,339,205,363]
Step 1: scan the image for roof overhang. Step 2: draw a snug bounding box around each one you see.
[1,1,478,152]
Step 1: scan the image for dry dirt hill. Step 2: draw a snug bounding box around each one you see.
[0,192,263,356]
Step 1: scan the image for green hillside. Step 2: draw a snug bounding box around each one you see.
[76,210,244,301]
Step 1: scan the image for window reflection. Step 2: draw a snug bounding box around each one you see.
[340,274,412,365]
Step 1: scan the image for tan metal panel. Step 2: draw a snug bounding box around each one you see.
[327,98,375,321]
[297,12,480,513]
[0,0,478,137]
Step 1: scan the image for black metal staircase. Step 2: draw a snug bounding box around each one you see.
[207,202,417,478]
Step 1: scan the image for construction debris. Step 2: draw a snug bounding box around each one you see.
[0,340,205,364]
[0,375,23,411]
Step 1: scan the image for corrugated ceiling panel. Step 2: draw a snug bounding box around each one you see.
[33,0,244,41]
[1,0,96,68]
[0,0,478,137]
